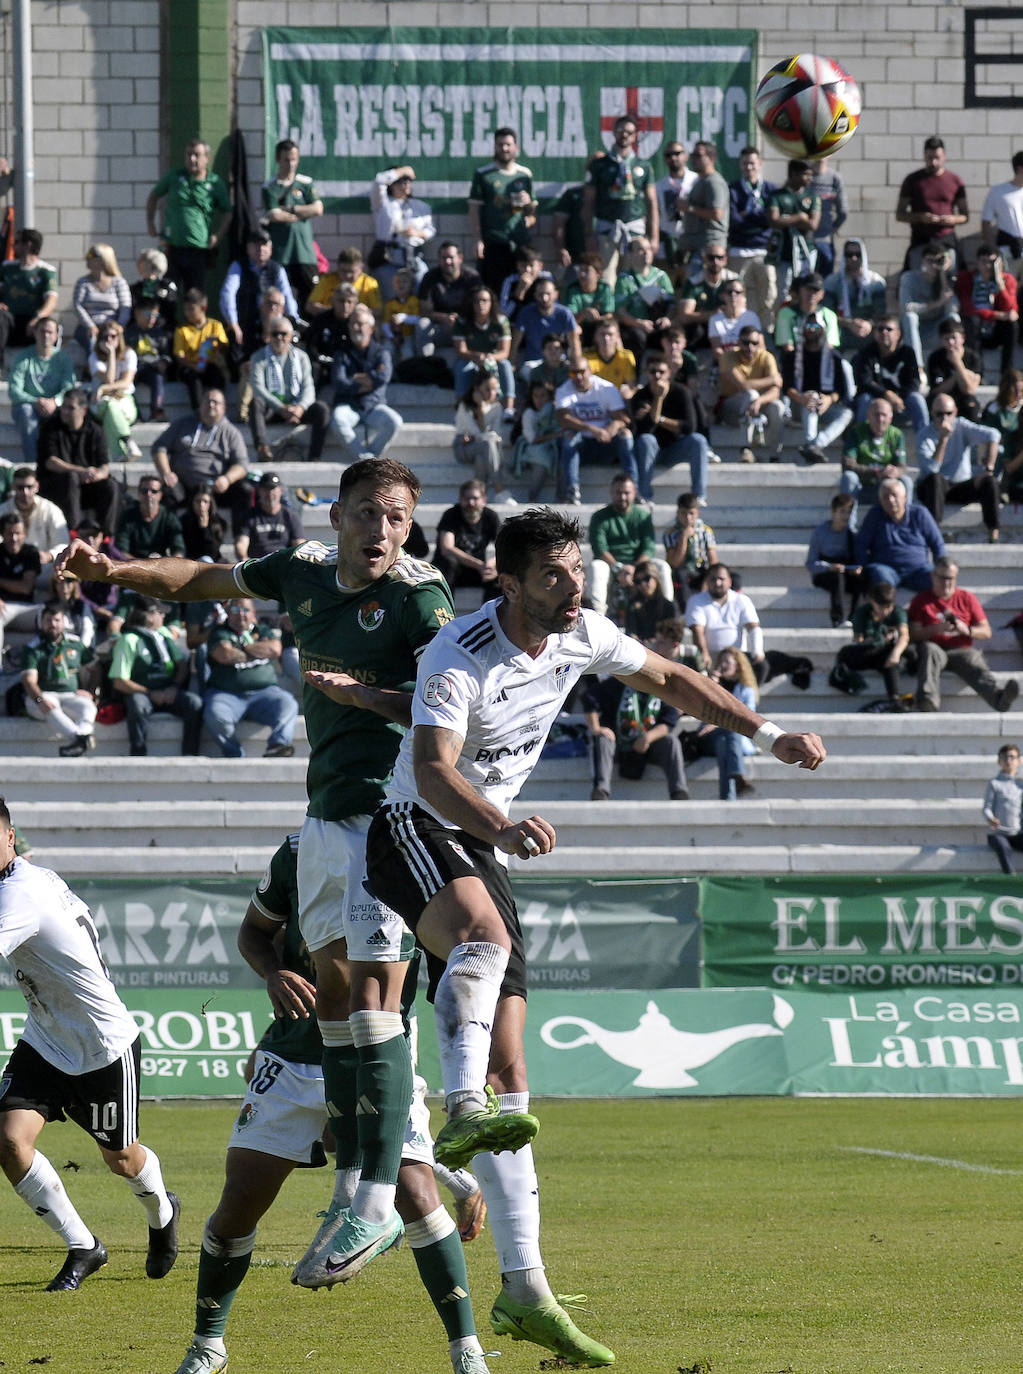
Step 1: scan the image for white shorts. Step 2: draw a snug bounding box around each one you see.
[298,815,408,961]
[228,1050,434,1168]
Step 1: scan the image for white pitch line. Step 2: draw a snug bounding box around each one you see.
[839,1145,1023,1176]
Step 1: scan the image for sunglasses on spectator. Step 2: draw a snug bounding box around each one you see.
[844,251,862,259]
[722,287,745,294]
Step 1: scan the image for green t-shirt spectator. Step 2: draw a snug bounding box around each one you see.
[150,168,232,249]
[588,503,657,565]
[0,258,58,319]
[205,621,282,694]
[851,601,907,648]
[22,632,94,691]
[469,162,535,248]
[110,624,187,690]
[842,422,907,481]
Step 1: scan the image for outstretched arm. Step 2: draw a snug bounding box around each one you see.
[56,538,239,602]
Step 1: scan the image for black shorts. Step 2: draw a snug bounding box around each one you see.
[0,1036,142,1152]
[366,802,527,1003]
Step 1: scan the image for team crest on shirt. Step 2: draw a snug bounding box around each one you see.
[423,673,453,704]
[445,839,472,866]
[554,665,571,691]
[357,601,386,632]
[235,1102,256,1131]
[257,863,272,893]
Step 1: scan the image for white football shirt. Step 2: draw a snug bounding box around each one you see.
[0,858,138,1074]
[385,602,647,825]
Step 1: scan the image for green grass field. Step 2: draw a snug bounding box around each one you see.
[5,1096,1023,1374]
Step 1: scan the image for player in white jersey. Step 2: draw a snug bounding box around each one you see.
[0,798,180,1291]
[358,506,825,1367]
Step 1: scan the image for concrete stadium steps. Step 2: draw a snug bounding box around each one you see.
[0,714,312,757]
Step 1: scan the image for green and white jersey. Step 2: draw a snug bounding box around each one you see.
[235,543,454,822]
[250,833,321,1064]
[469,161,535,247]
[21,632,93,692]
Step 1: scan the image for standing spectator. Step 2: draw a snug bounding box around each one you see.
[655,141,697,272]
[202,599,298,759]
[432,478,502,605]
[20,601,97,757]
[172,289,230,410]
[304,246,382,319]
[805,492,865,627]
[662,491,717,605]
[0,468,69,589]
[614,236,675,358]
[823,238,888,349]
[0,512,41,663]
[330,305,404,460]
[88,321,141,460]
[926,318,983,422]
[829,580,909,706]
[130,247,178,333]
[151,390,251,534]
[839,396,913,524]
[552,182,587,270]
[146,138,232,296]
[414,242,481,355]
[109,598,202,756]
[8,318,76,463]
[895,135,968,269]
[982,743,1023,875]
[72,244,131,352]
[586,472,672,617]
[0,228,58,368]
[511,276,581,367]
[234,473,304,561]
[909,558,1019,712]
[691,648,759,799]
[727,146,777,324]
[767,160,821,300]
[582,667,688,802]
[854,478,946,592]
[179,483,227,564]
[898,241,959,371]
[37,390,122,538]
[982,152,1023,273]
[452,284,516,414]
[468,128,537,291]
[125,298,173,423]
[262,138,323,308]
[852,316,928,432]
[809,156,847,277]
[718,326,785,461]
[555,359,636,504]
[114,476,185,561]
[630,351,710,506]
[369,164,435,296]
[956,245,1019,377]
[676,141,728,271]
[453,371,514,503]
[915,395,1002,542]
[219,229,298,366]
[583,114,658,278]
[248,316,330,462]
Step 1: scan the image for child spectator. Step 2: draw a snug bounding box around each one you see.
[173,288,229,409]
[381,266,420,360]
[511,378,560,501]
[829,580,910,706]
[125,299,173,421]
[663,491,718,605]
[983,743,1023,874]
[130,248,179,333]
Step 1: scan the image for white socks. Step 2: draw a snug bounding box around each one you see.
[15,1150,94,1250]
[128,1144,175,1227]
[470,1091,549,1289]
[434,942,508,1105]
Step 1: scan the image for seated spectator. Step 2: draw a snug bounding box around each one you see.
[767,159,821,301]
[498,246,549,326]
[898,240,959,369]
[8,317,75,462]
[823,237,887,349]
[852,316,928,433]
[630,351,710,506]
[49,570,97,649]
[369,164,435,296]
[583,316,638,400]
[511,378,560,502]
[624,557,678,640]
[235,472,304,561]
[691,647,759,799]
[0,512,41,663]
[180,482,228,563]
[452,284,516,416]
[305,245,383,319]
[152,389,252,534]
[203,598,299,758]
[115,475,185,560]
[685,563,814,691]
[561,251,614,346]
[555,359,636,504]
[130,247,178,333]
[909,557,1019,713]
[780,305,852,464]
[330,305,403,460]
[88,320,141,460]
[983,743,1023,875]
[37,389,122,537]
[414,242,481,354]
[956,245,1019,377]
[806,492,867,627]
[512,276,581,367]
[587,473,672,618]
[839,396,914,523]
[661,325,711,436]
[20,600,97,757]
[263,138,325,307]
[248,316,330,462]
[662,491,717,605]
[453,370,514,503]
[727,147,777,324]
[0,467,69,591]
[0,227,59,370]
[706,279,760,357]
[985,368,1023,502]
[74,517,121,635]
[519,330,570,394]
[916,394,1002,542]
[305,282,358,388]
[927,317,982,422]
[381,266,420,361]
[717,325,785,461]
[854,477,945,591]
[676,245,736,351]
[72,243,131,351]
[172,288,230,410]
[582,668,688,802]
[109,597,202,756]
[432,479,502,605]
[829,580,910,706]
[614,236,675,358]
[220,229,299,369]
[125,298,173,422]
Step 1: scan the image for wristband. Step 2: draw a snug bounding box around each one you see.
[753,722,785,752]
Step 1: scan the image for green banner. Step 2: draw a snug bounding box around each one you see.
[262,27,758,210]
[701,876,1023,993]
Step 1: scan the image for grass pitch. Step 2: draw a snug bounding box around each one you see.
[5,1096,1022,1374]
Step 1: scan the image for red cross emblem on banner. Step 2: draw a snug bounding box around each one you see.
[599,87,665,159]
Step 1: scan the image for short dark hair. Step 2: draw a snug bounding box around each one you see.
[337,457,422,509]
[182,287,208,308]
[16,228,42,254]
[0,797,11,830]
[494,126,518,142]
[654,616,686,641]
[0,511,25,534]
[831,492,855,513]
[923,135,944,152]
[495,507,581,582]
[1013,151,1023,173]
[275,138,299,158]
[13,466,35,482]
[788,158,812,177]
[576,250,604,272]
[868,581,897,607]
[677,493,701,512]
[42,599,64,618]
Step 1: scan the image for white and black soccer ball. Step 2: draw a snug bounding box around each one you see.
[754,54,862,161]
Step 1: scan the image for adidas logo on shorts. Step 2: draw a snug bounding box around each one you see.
[366,928,390,947]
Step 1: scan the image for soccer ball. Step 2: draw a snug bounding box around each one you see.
[754,54,861,161]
